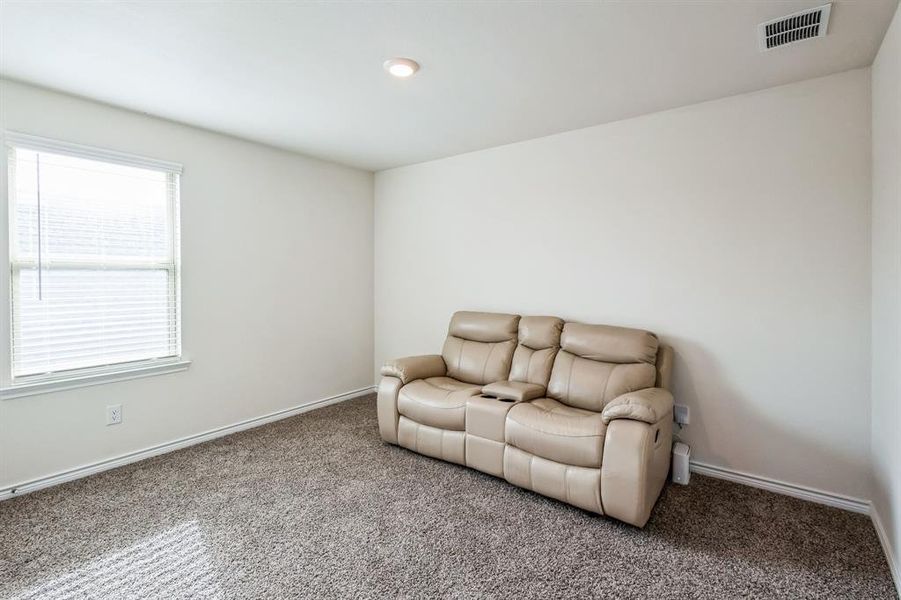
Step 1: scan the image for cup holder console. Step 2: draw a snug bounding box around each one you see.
[479,393,515,403]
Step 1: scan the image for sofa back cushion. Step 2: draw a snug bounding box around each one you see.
[655,344,674,391]
[547,323,658,411]
[509,316,563,386]
[442,311,520,385]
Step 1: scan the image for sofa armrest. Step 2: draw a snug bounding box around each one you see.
[380,355,446,385]
[481,381,545,402]
[602,388,673,425]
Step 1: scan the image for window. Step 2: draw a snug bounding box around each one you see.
[5,133,183,388]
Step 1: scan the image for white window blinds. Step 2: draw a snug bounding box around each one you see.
[7,136,182,380]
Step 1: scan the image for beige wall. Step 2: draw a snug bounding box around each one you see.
[871,3,901,584]
[374,69,872,500]
[0,79,375,490]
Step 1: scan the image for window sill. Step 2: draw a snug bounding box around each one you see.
[0,359,192,400]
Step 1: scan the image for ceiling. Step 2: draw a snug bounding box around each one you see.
[1,1,897,171]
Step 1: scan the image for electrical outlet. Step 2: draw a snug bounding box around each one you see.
[674,404,690,425]
[106,404,123,426]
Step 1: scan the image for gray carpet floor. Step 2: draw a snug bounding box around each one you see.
[0,394,896,599]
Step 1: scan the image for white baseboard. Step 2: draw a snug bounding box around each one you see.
[0,385,376,501]
[690,460,870,514]
[871,503,901,594]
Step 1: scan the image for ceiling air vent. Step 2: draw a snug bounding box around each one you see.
[758,4,832,51]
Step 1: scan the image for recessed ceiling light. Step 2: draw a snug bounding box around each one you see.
[383,57,420,78]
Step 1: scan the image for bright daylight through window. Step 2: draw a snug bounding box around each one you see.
[6,137,182,382]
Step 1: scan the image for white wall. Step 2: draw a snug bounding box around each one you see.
[0,79,374,490]
[871,3,901,584]
[375,69,872,499]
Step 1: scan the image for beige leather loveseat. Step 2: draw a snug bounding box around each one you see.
[378,311,674,527]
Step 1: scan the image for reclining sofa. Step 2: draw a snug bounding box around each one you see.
[377,311,674,527]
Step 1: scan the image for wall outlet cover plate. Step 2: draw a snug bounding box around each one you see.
[106,404,123,426]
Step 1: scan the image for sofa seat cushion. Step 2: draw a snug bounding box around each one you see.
[397,377,482,431]
[505,398,607,468]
